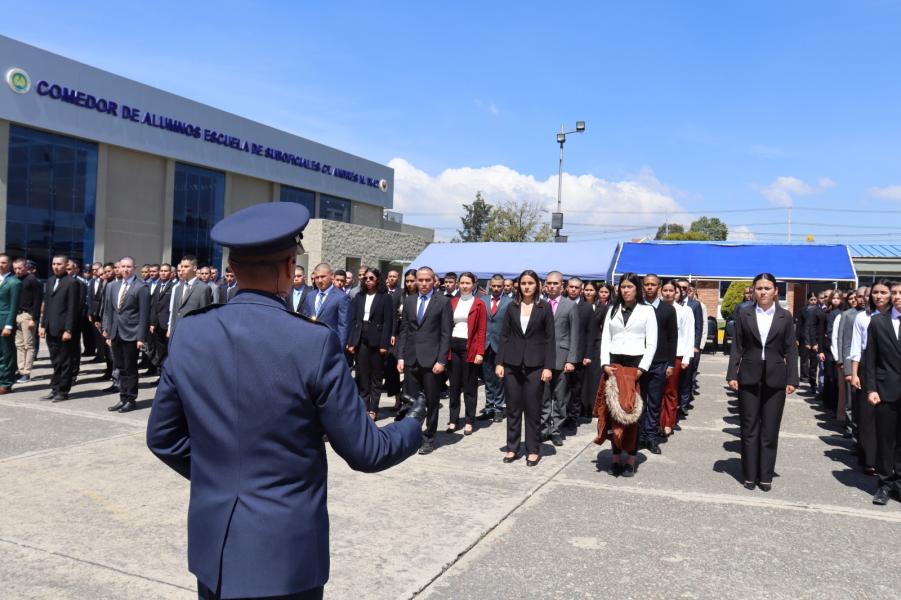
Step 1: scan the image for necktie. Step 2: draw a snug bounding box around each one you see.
[550,298,558,315]
[897,315,901,342]
[118,281,129,311]
[491,297,498,316]
[315,291,326,316]
[417,295,427,323]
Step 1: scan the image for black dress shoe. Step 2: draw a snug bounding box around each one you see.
[608,462,623,477]
[621,463,635,477]
[118,401,137,413]
[743,481,756,490]
[418,444,434,455]
[872,486,891,505]
[476,411,494,421]
[40,392,56,401]
[51,394,68,403]
[526,456,541,467]
[677,408,689,419]
[551,435,564,447]
[502,453,521,464]
[102,385,119,393]
[107,400,126,412]
[758,482,772,492]
[648,443,662,455]
[493,412,505,423]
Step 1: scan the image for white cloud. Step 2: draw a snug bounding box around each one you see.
[727,225,757,242]
[488,103,500,116]
[759,176,834,207]
[389,159,686,241]
[867,185,901,201]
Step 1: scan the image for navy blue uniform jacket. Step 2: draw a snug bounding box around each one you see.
[146,290,421,598]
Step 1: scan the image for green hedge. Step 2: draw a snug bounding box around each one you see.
[721,280,752,320]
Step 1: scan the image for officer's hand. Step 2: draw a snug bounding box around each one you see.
[1,328,10,337]
[395,393,427,425]
[868,392,881,406]
[61,331,72,342]
[39,327,46,339]
[137,340,144,350]
[564,362,575,373]
[397,359,405,374]
[432,362,445,375]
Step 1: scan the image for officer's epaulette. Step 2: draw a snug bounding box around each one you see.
[292,311,328,327]
[183,302,226,318]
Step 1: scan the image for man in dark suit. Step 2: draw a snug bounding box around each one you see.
[797,293,818,389]
[147,202,425,599]
[86,262,107,365]
[290,266,313,313]
[397,266,453,454]
[541,271,580,446]
[564,276,593,428]
[39,255,81,402]
[168,256,213,336]
[103,256,150,413]
[640,274,678,454]
[220,266,239,303]
[864,282,901,505]
[150,263,174,374]
[303,263,351,346]
[677,278,703,417]
[479,274,512,423]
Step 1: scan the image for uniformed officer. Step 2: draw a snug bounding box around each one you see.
[146,202,426,600]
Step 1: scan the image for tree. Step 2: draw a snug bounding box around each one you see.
[721,280,752,320]
[689,216,728,241]
[454,191,493,242]
[655,223,684,239]
[659,231,710,241]
[483,199,553,242]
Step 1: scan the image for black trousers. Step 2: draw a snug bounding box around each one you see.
[90,321,108,365]
[822,355,838,412]
[198,580,323,600]
[112,338,140,402]
[738,378,786,483]
[355,334,385,414]
[154,326,169,369]
[404,363,440,444]
[504,364,543,455]
[566,365,584,420]
[874,400,901,488]
[856,387,878,469]
[581,358,602,418]
[639,361,668,444]
[799,345,819,387]
[678,350,699,410]
[46,334,78,395]
[383,351,401,397]
[448,338,478,425]
[81,315,96,355]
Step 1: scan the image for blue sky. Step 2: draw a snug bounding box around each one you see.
[4,0,901,241]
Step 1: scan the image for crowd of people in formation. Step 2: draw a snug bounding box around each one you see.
[3,249,898,503]
[775,281,901,506]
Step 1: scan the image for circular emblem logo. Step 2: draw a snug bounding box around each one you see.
[378,179,389,193]
[5,68,31,94]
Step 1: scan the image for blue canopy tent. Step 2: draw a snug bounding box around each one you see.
[408,240,619,280]
[608,241,857,282]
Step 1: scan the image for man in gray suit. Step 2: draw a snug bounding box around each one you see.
[478,274,512,423]
[102,256,150,413]
[168,256,214,336]
[541,271,580,446]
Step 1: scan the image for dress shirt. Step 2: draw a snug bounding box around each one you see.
[363,293,375,321]
[452,295,474,338]
[519,311,531,333]
[892,307,901,339]
[417,289,434,318]
[549,296,560,315]
[645,297,661,309]
[849,310,878,362]
[830,313,842,362]
[168,277,197,329]
[755,304,776,360]
[292,286,304,310]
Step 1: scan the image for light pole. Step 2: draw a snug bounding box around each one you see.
[553,121,586,243]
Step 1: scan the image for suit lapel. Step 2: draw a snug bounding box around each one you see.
[744,307,762,344]
[179,282,196,309]
[766,310,784,346]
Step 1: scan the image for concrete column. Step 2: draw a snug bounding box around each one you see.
[0,119,9,251]
[93,143,109,262]
[161,159,175,264]
[272,182,280,202]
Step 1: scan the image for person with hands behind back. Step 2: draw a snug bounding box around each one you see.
[495,270,555,467]
[727,273,799,492]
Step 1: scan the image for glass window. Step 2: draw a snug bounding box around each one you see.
[5,125,97,276]
[320,194,351,223]
[172,163,225,270]
[280,185,315,215]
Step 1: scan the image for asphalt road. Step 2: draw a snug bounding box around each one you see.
[1,350,898,599]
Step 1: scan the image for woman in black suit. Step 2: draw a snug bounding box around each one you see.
[496,270,556,466]
[580,281,611,420]
[347,268,394,420]
[727,273,799,492]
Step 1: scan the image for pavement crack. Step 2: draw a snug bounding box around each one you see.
[0,537,194,592]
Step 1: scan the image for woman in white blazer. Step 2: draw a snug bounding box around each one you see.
[599,273,658,476]
[660,280,694,437]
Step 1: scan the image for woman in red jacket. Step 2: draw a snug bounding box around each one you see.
[447,271,488,435]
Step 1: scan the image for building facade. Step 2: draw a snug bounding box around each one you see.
[0,35,431,275]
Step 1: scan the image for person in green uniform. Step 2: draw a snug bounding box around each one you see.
[0,254,23,393]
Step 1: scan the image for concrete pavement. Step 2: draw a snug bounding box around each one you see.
[1,351,898,599]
